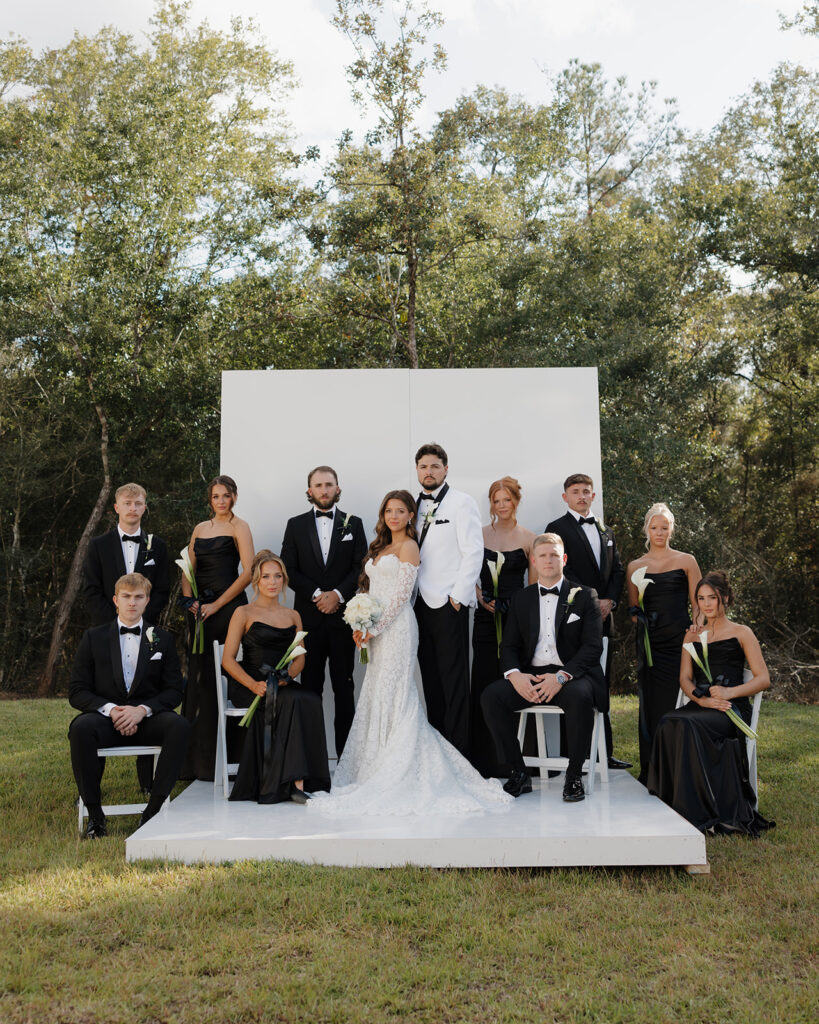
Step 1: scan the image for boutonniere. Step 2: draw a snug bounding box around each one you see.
[566,587,582,606]
[337,513,353,538]
[145,626,159,651]
[146,533,154,551]
[423,503,439,527]
[596,519,607,536]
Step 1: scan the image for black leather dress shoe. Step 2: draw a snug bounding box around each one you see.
[503,770,533,798]
[562,774,585,802]
[289,786,309,805]
[85,817,107,839]
[607,756,633,770]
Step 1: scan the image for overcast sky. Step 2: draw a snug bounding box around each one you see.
[7,1,817,155]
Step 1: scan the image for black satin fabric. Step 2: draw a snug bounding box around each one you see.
[637,568,690,783]
[229,622,330,803]
[182,535,248,781]
[470,547,529,777]
[647,637,774,836]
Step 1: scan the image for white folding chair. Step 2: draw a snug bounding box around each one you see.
[675,668,762,804]
[213,640,249,798]
[77,745,163,833]
[515,637,610,793]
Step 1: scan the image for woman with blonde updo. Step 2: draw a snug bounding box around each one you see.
[627,502,701,783]
[470,476,535,777]
[222,550,330,804]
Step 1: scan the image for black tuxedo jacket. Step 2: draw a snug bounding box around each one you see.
[69,621,184,714]
[83,528,170,626]
[499,580,607,711]
[544,512,625,606]
[280,510,367,620]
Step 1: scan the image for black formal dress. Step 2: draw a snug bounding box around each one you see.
[647,638,774,836]
[182,535,248,781]
[280,508,367,757]
[229,623,330,803]
[636,568,690,784]
[470,547,529,777]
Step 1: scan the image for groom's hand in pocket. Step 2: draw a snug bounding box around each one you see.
[449,597,461,611]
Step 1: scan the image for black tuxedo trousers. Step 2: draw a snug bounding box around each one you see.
[414,596,471,758]
[69,711,190,805]
[481,668,595,777]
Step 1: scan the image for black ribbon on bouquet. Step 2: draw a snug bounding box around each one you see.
[259,664,291,784]
[692,673,734,699]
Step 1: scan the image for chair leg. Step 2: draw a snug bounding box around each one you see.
[747,739,758,808]
[78,795,84,834]
[516,712,527,749]
[587,714,599,794]
[597,712,609,786]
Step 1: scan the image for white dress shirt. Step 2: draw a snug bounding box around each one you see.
[118,526,141,574]
[570,508,601,566]
[504,578,570,677]
[311,508,344,603]
[98,617,152,717]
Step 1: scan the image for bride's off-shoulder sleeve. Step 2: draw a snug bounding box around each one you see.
[368,562,418,636]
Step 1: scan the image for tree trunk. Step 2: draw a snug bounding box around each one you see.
[37,403,111,696]
[406,242,419,369]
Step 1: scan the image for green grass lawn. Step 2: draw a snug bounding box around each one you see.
[0,697,816,1024]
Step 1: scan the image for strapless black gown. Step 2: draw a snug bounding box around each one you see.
[647,638,774,836]
[636,568,690,784]
[229,622,330,803]
[182,535,248,781]
[470,547,529,777]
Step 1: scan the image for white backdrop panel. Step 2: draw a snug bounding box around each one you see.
[221,367,603,756]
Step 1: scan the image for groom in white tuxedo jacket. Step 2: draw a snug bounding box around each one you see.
[414,443,484,756]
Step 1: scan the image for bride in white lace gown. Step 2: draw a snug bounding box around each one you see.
[308,490,512,817]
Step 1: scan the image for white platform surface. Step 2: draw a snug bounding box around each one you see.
[126,773,706,868]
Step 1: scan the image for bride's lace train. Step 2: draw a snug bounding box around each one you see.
[308,555,512,816]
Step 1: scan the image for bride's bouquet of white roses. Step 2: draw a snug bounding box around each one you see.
[343,593,383,663]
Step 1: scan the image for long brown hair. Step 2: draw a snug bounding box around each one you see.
[207,475,238,521]
[358,490,418,592]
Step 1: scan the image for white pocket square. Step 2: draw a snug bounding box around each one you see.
[341,535,353,541]
[567,613,580,624]
[606,540,613,547]
[144,558,156,566]
[150,652,163,660]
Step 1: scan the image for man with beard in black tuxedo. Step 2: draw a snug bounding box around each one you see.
[280,466,367,757]
[69,573,190,838]
[82,482,171,790]
[545,473,631,770]
[481,533,605,802]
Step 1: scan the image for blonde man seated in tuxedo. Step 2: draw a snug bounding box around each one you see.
[481,534,604,802]
[68,573,189,838]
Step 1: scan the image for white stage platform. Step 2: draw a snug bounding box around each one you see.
[126,772,707,869]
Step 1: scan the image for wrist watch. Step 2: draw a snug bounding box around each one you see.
[555,671,569,686]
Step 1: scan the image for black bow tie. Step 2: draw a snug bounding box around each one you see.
[315,510,333,519]
[419,492,437,501]
[540,586,560,597]
[579,516,596,525]
[120,625,141,635]
[121,534,141,543]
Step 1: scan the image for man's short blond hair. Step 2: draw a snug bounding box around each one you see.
[115,482,147,502]
[114,573,152,596]
[532,532,565,552]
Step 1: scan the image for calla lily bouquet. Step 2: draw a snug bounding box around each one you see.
[176,546,204,654]
[683,631,758,740]
[239,631,308,727]
[630,566,654,667]
[486,551,506,656]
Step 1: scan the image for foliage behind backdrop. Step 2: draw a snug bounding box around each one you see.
[1,1,816,697]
